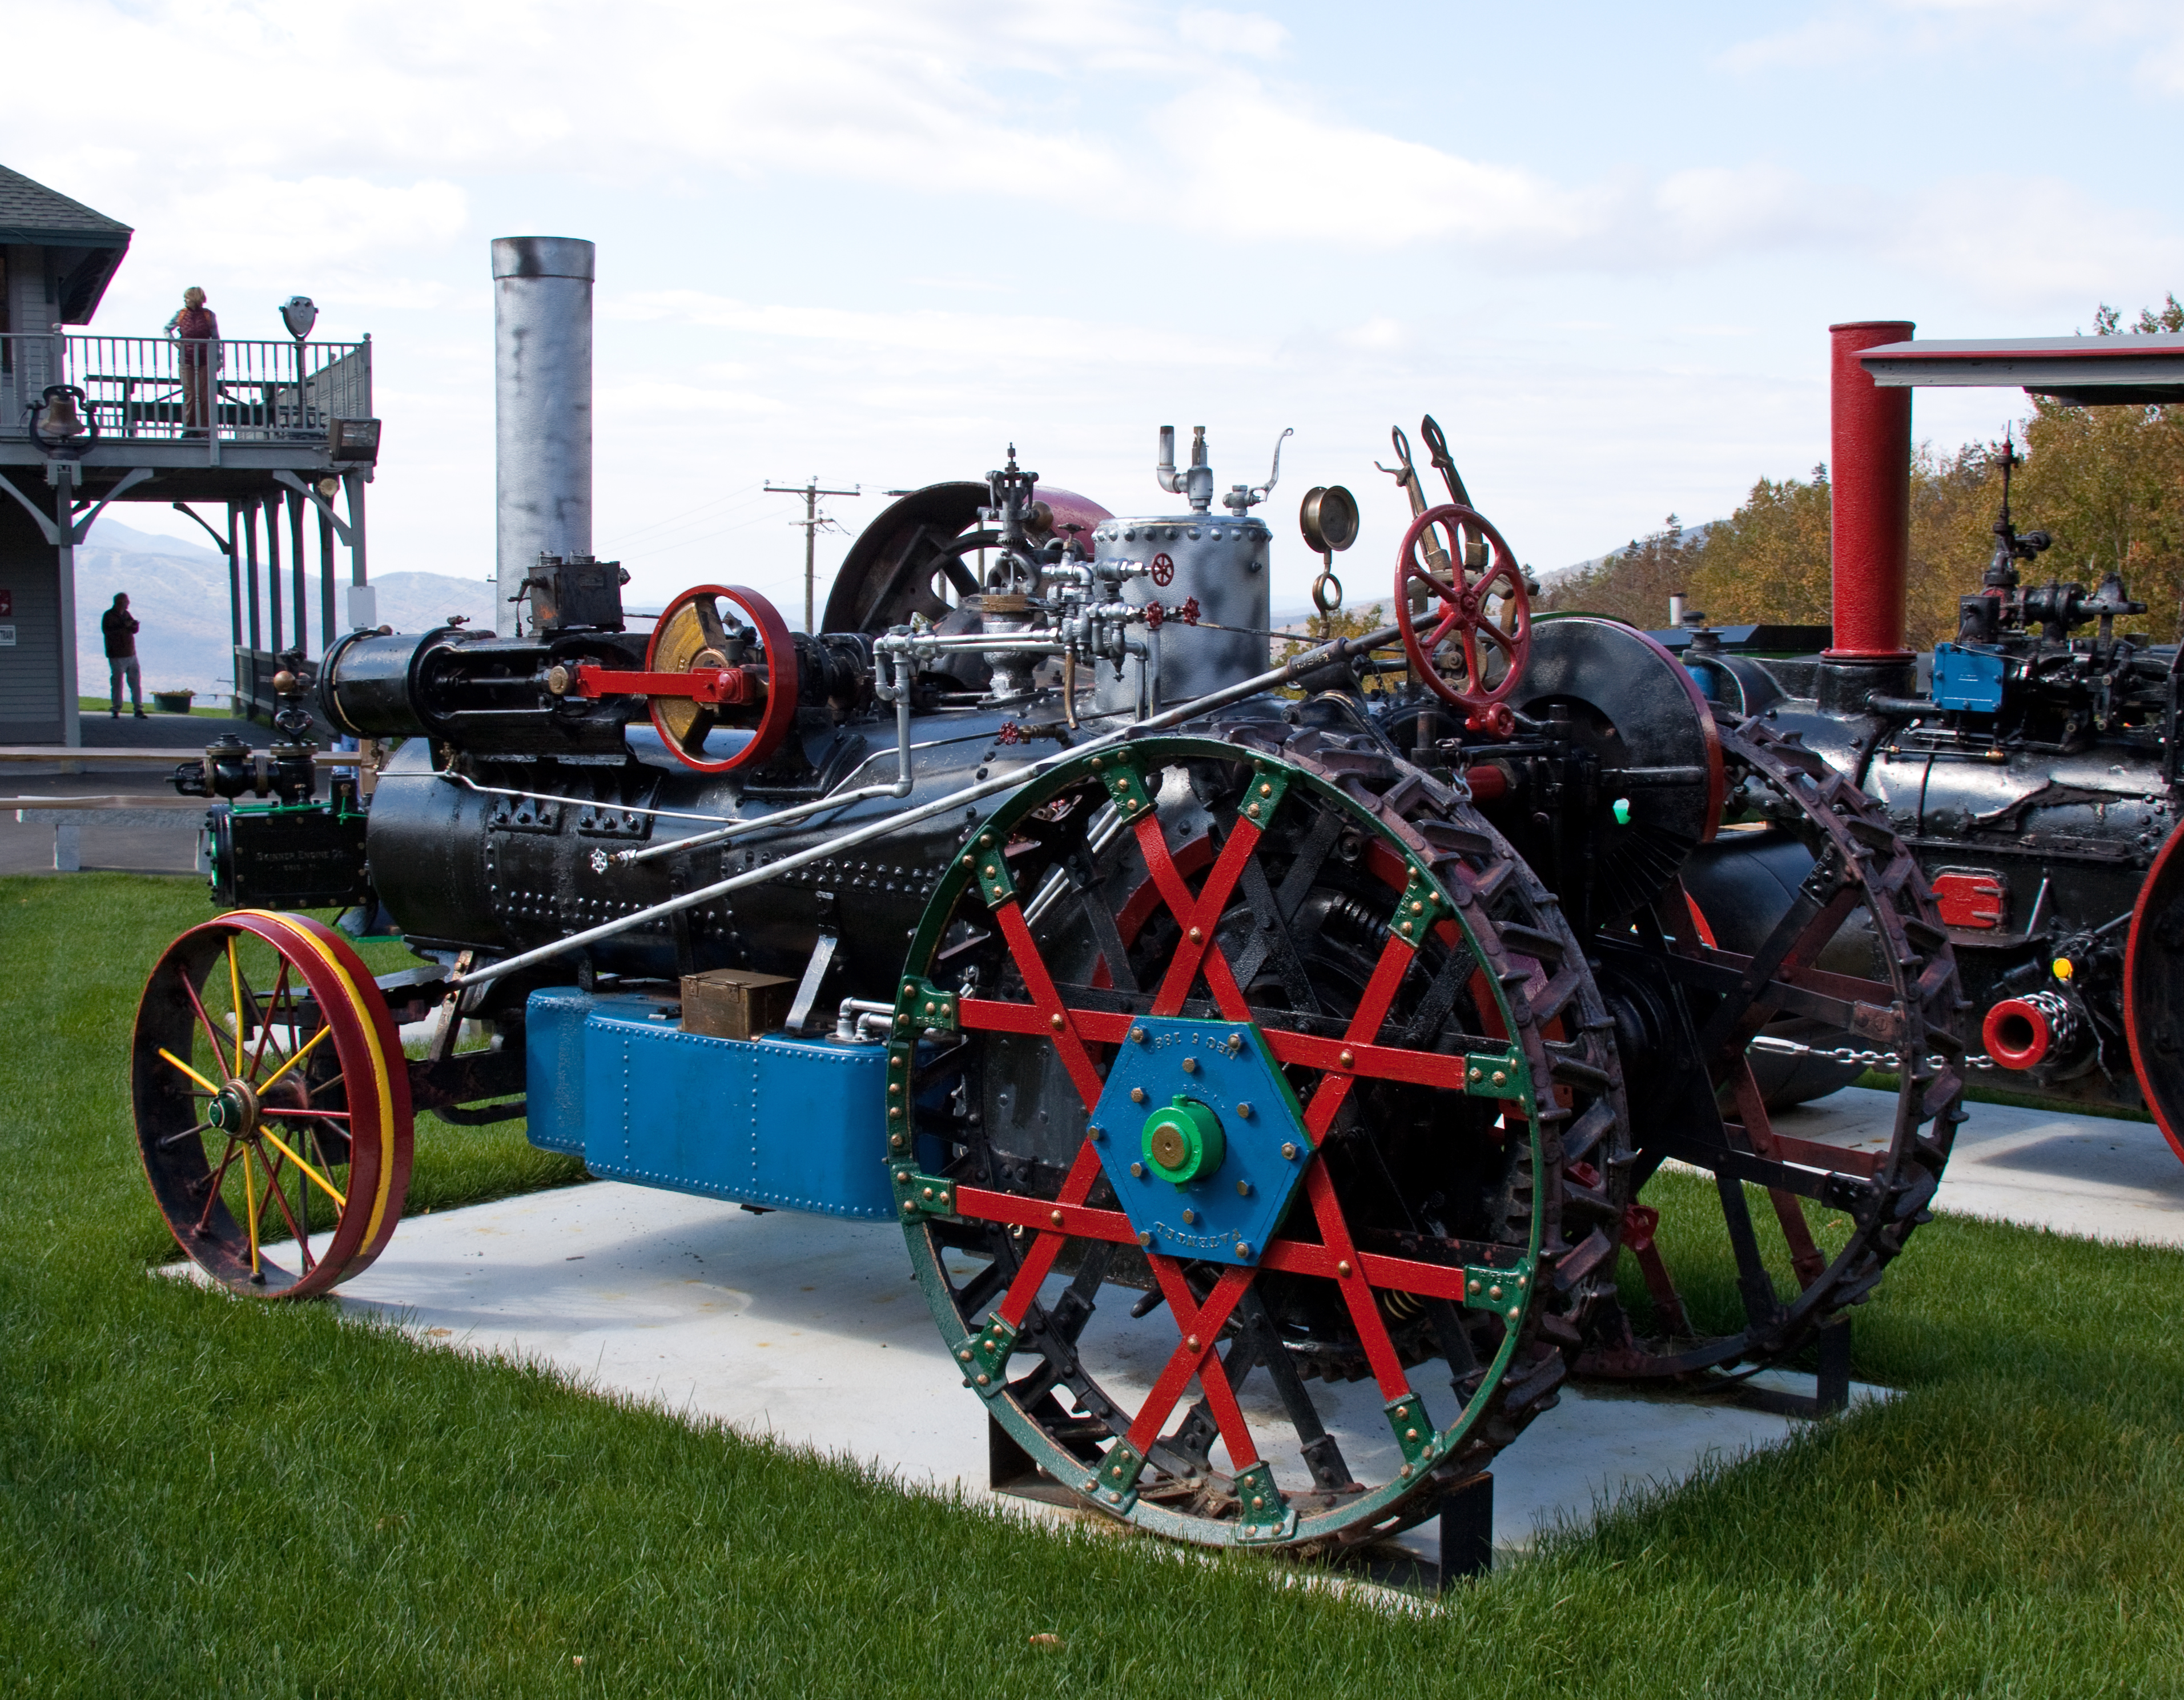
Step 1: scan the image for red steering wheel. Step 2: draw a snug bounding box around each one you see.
[644,584,800,773]
[1394,503,1531,732]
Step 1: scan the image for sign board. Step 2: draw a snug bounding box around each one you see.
[0,589,12,616]
[0,626,17,648]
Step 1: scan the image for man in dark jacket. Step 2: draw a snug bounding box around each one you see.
[102,592,144,718]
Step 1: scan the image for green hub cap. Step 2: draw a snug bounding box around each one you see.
[206,1082,252,1134]
[1141,1096,1225,1184]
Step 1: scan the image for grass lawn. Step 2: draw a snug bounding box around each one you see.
[5,874,2184,1697]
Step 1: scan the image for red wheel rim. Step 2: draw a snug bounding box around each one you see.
[132,910,412,1297]
[1394,503,1532,718]
[644,583,801,774]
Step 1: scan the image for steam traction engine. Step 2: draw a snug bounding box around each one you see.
[1634,324,2184,1162]
[132,425,1964,1560]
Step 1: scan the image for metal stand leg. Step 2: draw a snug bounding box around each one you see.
[1737,1316,1853,1418]
[1438,1471,1494,1588]
[1814,1316,1851,1414]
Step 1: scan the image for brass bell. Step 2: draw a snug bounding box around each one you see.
[36,387,85,439]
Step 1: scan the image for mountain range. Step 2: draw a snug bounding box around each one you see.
[75,519,497,701]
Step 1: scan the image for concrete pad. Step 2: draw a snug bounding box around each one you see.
[1768,1085,2184,1248]
[311,1180,1876,1563]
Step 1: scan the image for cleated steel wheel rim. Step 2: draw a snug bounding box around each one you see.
[133,910,412,1298]
[1578,716,1966,1380]
[891,728,1626,1549]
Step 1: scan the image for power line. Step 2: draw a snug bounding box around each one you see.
[764,477,861,632]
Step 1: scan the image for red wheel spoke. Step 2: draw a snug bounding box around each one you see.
[195,1139,244,1234]
[1427,607,1462,649]
[1130,815,1255,1022]
[247,963,291,1079]
[1148,817,1262,1018]
[1302,930,1417,1140]
[988,898,1106,1110]
[1124,1261,1259,1460]
[176,973,232,1083]
[1301,1162,1412,1398]
[953,1184,1137,1245]
[995,1140,1108,1329]
[251,1143,297,1251]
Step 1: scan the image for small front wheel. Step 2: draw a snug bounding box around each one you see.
[132,910,412,1297]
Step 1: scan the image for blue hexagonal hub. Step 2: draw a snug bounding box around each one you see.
[1089,1017,1312,1265]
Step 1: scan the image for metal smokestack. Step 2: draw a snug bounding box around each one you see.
[1825,319,1914,661]
[493,236,594,636]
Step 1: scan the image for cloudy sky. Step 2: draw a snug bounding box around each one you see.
[13,0,2182,617]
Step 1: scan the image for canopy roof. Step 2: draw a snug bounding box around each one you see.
[1860,334,2184,407]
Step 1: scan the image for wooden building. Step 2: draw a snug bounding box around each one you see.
[0,162,378,743]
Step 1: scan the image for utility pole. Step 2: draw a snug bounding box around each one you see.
[764,477,860,632]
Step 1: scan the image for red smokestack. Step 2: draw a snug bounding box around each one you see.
[1825,320,1914,661]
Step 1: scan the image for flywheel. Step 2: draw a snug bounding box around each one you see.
[888,727,1628,1549]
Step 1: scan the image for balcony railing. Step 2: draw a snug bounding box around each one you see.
[0,332,370,448]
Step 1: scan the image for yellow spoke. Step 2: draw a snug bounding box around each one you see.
[227,938,246,1075]
[257,1023,331,1094]
[255,1125,346,1210]
[159,1047,220,1095]
[242,1139,260,1275]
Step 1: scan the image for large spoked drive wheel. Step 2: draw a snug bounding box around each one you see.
[890,728,1626,1549]
[1579,718,1965,1379]
[133,911,412,1297]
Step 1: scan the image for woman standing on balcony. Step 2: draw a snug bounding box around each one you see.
[164,286,219,435]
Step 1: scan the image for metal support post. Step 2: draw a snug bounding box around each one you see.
[292,490,317,653]
[342,470,368,590]
[53,470,79,748]
[260,499,280,656]
[242,500,262,653]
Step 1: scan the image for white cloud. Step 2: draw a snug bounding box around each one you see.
[608,289,1266,371]
[1177,9,1290,57]
[1337,317,1407,352]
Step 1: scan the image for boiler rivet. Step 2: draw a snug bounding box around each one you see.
[1131,1087,1147,1104]
[1050,1014,1065,1031]
[1188,927,1203,943]
[1237,1102,1252,1118]
[1182,1208,1197,1224]
[1050,1209,1064,1226]
[1492,1070,1507,1086]
[1282,1142,1298,1160]
[1130,1162,1145,1177]
[1337,1260,1352,1276]
[1340,1050,1354,1068]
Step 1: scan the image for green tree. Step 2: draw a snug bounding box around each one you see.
[1666,295,2183,646]
[1538,515,1702,627]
